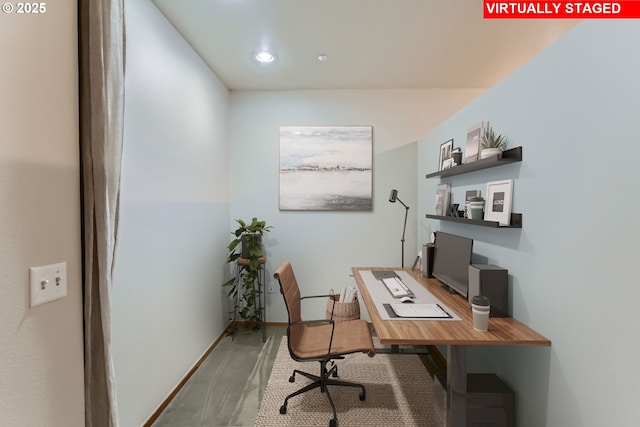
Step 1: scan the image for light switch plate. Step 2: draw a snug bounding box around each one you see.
[30,262,67,307]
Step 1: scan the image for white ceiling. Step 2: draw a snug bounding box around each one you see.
[151,0,579,91]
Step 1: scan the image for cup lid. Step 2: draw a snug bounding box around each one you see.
[471,295,490,306]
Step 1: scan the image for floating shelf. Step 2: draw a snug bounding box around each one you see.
[426,146,522,179]
[425,213,522,229]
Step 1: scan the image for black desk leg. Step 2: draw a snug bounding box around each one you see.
[447,345,467,427]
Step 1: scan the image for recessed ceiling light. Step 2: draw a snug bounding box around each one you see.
[255,51,275,63]
[317,54,329,62]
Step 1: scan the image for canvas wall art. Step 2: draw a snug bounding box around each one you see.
[279,126,373,211]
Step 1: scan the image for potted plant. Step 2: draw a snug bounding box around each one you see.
[222,218,272,334]
[480,125,507,159]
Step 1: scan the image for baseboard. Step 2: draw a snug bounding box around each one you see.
[142,323,233,427]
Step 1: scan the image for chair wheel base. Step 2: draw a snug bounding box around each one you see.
[279,405,287,414]
[329,419,337,427]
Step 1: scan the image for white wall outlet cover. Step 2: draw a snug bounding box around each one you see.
[30,262,68,308]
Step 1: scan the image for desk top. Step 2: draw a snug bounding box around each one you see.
[353,267,551,347]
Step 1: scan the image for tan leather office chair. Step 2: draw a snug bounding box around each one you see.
[273,261,375,427]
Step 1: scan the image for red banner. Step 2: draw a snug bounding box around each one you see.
[484,1,640,18]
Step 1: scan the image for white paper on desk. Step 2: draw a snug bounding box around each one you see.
[390,303,450,318]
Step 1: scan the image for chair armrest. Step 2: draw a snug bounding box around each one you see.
[300,294,337,319]
[300,294,332,300]
[299,294,340,332]
[300,294,341,321]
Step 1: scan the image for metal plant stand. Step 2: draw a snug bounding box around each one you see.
[232,256,266,343]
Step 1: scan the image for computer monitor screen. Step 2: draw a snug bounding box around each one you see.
[431,231,473,298]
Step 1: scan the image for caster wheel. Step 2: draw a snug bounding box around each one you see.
[279,405,287,414]
[288,376,295,383]
[329,419,337,427]
[359,391,366,401]
[332,369,338,378]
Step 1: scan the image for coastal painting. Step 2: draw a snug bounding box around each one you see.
[279,126,373,211]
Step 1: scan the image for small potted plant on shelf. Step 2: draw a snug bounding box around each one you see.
[480,125,508,159]
[222,218,272,335]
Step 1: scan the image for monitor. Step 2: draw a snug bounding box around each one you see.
[431,231,473,298]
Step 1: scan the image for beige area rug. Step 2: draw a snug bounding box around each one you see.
[255,337,436,427]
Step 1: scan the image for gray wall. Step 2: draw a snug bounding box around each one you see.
[112,1,231,425]
[113,8,485,417]
[228,89,483,321]
[0,1,84,426]
[9,2,629,427]
[113,1,486,423]
[418,20,640,427]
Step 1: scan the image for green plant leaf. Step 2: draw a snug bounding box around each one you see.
[222,217,272,335]
[227,239,240,252]
[249,246,262,258]
[481,126,507,149]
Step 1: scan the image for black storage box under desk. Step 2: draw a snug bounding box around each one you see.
[433,372,515,427]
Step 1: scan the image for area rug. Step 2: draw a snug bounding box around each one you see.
[254,337,436,427]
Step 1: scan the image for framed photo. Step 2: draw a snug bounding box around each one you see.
[435,183,451,216]
[484,179,513,226]
[279,125,373,211]
[441,157,454,170]
[438,139,454,171]
[465,122,486,164]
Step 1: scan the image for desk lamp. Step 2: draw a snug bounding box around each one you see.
[388,189,409,267]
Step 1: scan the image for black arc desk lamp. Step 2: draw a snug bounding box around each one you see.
[388,189,409,268]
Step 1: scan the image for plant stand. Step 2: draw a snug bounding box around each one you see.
[231,256,267,343]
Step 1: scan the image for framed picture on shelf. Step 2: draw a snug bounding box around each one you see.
[484,179,513,226]
[465,122,486,164]
[442,157,454,170]
[438,139,453,171]
[435,183,451,216]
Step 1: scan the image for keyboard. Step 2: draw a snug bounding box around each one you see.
[382,277,414,298]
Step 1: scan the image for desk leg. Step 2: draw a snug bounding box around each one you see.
[446,345,467,427]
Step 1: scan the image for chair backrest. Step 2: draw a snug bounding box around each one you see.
[273,261,302,325]
[274,261,307,358]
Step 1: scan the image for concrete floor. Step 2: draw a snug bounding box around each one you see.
[151,324,442,426]
[152,325,287,427]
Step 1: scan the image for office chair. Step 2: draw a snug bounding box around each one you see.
[273,261,375,427]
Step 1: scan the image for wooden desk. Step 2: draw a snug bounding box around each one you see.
[352,267,551,427]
